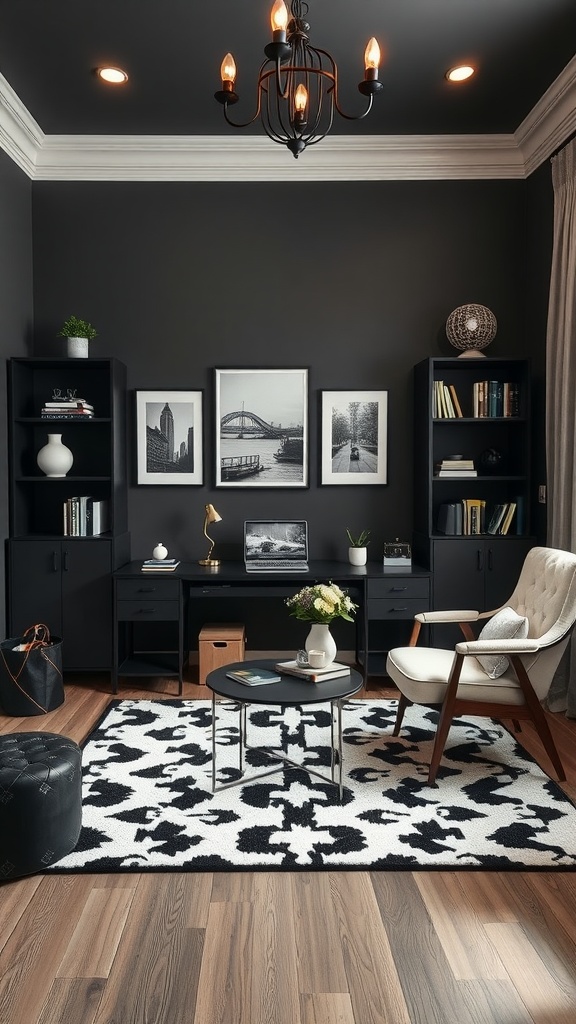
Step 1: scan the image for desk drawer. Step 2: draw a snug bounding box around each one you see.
[368,578,429,600]
[116,600,181,621]
[116,579,180,601]
[368,598,428,620]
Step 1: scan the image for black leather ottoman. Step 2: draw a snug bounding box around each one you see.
[0,733,82,880]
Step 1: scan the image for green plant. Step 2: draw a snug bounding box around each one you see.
[346,528,370,548]
[286,582,357,623]
[57,315,98,340]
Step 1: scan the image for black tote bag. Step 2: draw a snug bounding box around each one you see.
[0,624,64,715]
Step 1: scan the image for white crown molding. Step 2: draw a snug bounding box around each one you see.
[0,72,43,177]
[516,55,576,176]
[33,132,524,181]
[1,60,575,182]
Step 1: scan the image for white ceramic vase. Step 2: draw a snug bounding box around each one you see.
[153,543,168,560]
[305,623,337,668]
[348,546,367,566]
[67,336,89,358]
[36,433,74,478]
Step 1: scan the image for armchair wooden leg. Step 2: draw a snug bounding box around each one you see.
[510,656,566,782]
[393,693,411,736]
[428,653,464,785]
[409,620,421,646]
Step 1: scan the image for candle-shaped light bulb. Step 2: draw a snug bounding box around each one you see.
[270,0,289,32]
[294,83,308,114]
[220,52,237,85]
[364,37,380,71]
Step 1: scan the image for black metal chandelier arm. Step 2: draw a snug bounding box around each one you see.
[333,92,374,122]
[221,103,262,130]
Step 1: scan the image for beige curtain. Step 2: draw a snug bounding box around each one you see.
[545,137,576,716]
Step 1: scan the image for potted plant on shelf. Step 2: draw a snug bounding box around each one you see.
[346,528,370,566]
[57,316,98,358]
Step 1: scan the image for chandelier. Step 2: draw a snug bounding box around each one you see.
[214,0,383,159]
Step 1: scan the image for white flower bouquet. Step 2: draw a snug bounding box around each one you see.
[286,581,357,624]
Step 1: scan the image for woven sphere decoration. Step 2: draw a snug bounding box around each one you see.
[446,304,497,355]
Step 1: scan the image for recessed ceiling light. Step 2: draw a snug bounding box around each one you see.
[446,65,475,83]
[97,67,129,85]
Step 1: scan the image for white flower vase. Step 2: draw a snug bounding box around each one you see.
[67,336,89,358]
[36,433,74,478]
[305,623,337,668]
[153,543,168,560]
[348,546,367,566]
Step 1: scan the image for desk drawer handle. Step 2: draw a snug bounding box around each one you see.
[390,586,408,592]
[390,606,408,612]
[137,607,156,614]
[138,587,157,593]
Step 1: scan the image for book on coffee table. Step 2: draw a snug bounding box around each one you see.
[226,668,281,686]
[275,660,351,683]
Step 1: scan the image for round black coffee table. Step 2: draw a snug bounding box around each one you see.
[207,658,363,801]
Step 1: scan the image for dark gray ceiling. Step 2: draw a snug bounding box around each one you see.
[1,0,574,137]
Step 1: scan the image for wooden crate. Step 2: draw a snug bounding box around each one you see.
[198,623,245,684]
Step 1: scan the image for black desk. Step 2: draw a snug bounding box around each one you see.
[112,560,432,692]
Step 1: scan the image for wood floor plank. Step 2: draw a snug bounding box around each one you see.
[300,992,355,1024]
[56,887,134,978]
[92,874,204,1024]
[414,872,507,980]
[0,874,43,952]
[484,921,576,1023]
[0,875,97,1024]
[291,873,348,993]
[193,899,256,1024]
[251,874,301,1024]
[330,872,412,1024]
[184,872,213,928]
[36,979,105,1024]
[437,871,519,924]
[497,871,576,974]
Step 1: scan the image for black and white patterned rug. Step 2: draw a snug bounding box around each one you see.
[51,699,576,872]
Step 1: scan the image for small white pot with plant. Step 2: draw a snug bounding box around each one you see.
[347,528,370,566]
[57,315,98,358]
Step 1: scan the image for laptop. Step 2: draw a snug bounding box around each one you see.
[244,520,309,572]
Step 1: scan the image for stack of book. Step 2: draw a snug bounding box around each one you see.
[486,502,517,535]
[141,558,181,572]
[435,458,477,478]
[275,660,351,683]
[63,497,109,536]
[472,381,520,418]
[41,398,94,418]
[432,381,463,418]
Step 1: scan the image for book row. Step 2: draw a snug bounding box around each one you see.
[437,499,521,536]
[41,399,95,419]
[433,379,520,418]
[63,497,109,536]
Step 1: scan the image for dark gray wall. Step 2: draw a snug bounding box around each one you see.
[0,152,33,633]
[30,179,528,566]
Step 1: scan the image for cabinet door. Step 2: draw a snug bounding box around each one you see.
[7,540,64,638]
[62,541,113,669]
[484,537,532,610]
[431,539,487,648]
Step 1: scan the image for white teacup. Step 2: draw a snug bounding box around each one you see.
[307,650,327,669]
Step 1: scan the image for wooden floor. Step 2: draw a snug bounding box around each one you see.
[2,671,576,1024]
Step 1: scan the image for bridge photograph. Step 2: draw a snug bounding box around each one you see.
[215,368,308,488]
[320,389,388,486]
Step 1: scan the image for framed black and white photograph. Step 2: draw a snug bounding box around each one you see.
[215,368,308,488]
[135,390,203,485]
[320,389,388,485]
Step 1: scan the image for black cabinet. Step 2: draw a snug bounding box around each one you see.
[6,358,130,670]
[361,569,432,675]
[412,357,534,640]
[113,576,185,693]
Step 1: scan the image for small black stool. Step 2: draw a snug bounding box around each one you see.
[0,733,82,880]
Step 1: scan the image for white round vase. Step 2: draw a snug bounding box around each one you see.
[67,336,89,358]
[36,434,74,478]
[153,543,168,560]
[348,546,367,566]
[305,623,337,668]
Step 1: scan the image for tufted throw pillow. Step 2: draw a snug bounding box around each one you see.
[476,606,529,678]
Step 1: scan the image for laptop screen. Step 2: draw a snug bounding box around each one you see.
[244,520,308,564]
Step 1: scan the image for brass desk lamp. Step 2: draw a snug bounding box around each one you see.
[199,504,222,566]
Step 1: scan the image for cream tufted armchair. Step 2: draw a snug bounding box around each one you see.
[386,546,576,784]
